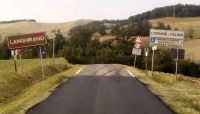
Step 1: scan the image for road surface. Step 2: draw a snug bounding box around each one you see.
[27,64,173,114]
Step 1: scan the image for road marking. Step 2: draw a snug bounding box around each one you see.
[126,70,135,77]
[75,68,83,76]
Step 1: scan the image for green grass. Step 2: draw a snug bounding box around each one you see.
[0,58,81,114]
[125,66,200,114]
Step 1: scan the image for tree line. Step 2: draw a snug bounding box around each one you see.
[0,19,36,24]
[128,4,200,23]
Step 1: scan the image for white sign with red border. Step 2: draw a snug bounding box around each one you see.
[134,35,142,43]
[134,35,142,48]
[134,43,141,49]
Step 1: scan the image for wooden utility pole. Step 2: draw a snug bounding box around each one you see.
[174,6,176,18]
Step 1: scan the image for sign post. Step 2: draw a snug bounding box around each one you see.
[39,46,45,77]
[175,48,179,81]
[151,46,157,76]
[7,32,47,75]
[11,49,18,73]
[19,54,23,74]
[134,55,137,67]
[170,48,185,81]
[133,35,142,67]
[150,29,184,79]
[51,29,60,66]
[132,48,142,67]
[17,48,23,74]
[14,50,17,73]
[144,48,149,76]
[52,31,55,66]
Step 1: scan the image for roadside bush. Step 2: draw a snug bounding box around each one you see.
[179,59,200,78]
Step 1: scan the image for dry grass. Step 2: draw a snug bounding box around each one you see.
[149,17,200,38]
[99,35,115,42]
[0,19,93,41]
[183,39,200,63]
[125,65,200,114]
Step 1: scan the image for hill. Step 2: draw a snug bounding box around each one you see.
[148,17,200,63]
[149,17,200,38]
[0,19,93,41]
[128,4,200,23]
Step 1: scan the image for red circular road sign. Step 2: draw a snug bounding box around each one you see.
[134,43,141,49]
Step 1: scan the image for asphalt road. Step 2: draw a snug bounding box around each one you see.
[27,64,173,114]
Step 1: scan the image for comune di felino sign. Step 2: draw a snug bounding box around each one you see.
[7,32,47,49]
[150,29,184,39]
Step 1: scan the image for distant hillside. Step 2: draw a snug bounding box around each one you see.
[0,19,93,41]
[128,4,200,23]
[149,17,200,38]
[0,19,36,24]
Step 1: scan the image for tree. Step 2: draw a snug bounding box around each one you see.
[54,34,66,55]
[68,25,94,47]
[116,27,132,42]
[188,26,194,39]
[166,24,171,30]
[0,39,11,59]
[155,22,166,29]
[153,22,171,30]
[97,24,107,36]
[141,20,152,35]
[110,24,120,36]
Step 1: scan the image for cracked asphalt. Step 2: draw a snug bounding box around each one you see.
[27,64,173,114]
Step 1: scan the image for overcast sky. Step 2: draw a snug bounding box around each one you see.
[0,0,199,23]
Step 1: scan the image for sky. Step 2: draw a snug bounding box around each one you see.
[0,0,199,23]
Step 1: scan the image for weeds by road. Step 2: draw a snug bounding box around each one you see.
[125,66,200,114]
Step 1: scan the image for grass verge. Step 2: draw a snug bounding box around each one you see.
[0,65,81,114]
[0,58,82,114]
[125,66,200,114]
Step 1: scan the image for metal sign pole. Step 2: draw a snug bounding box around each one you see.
[151,50,155,76]
[134,55,137,67]
[175,48,179,81]
[40,46,45,77]
[52,34,55,66]
[145,48,149,76]
[14,49,17,73]
[19,54,24,74]
[146,56,148,75]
